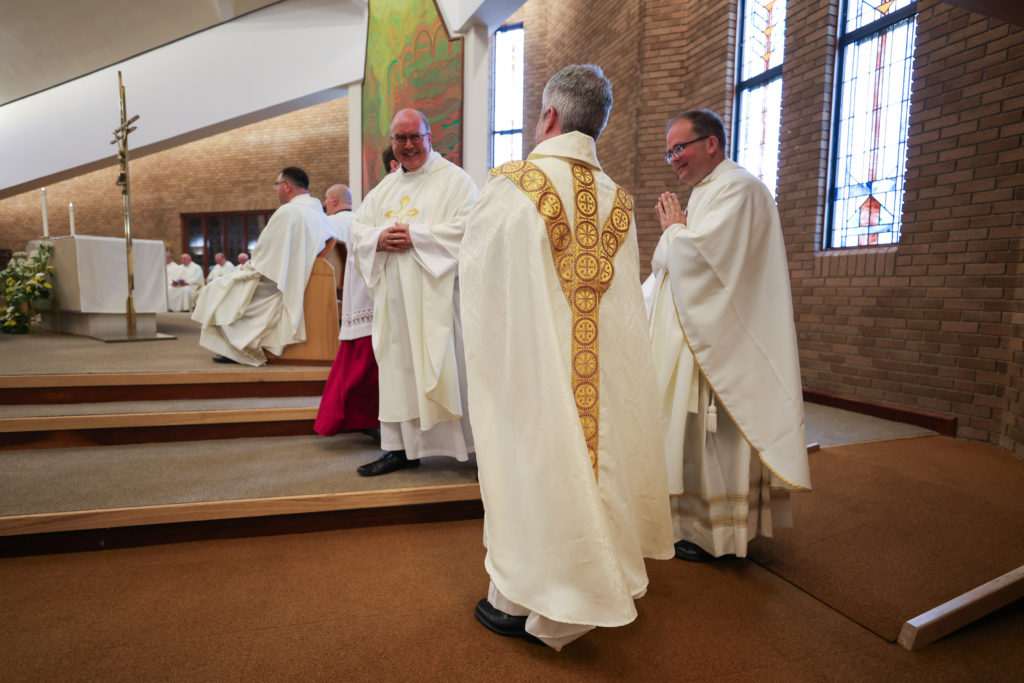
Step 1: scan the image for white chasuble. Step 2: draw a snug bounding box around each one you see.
[350,151,477,455]
[461,132,674,630]
[664,159,810,490]
[192,194,331,366]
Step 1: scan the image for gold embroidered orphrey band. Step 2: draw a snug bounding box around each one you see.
[491,160,634,479]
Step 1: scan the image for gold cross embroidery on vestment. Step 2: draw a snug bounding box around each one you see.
[385,196,420,223]
[490,160,634,479]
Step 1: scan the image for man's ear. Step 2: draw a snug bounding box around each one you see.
[542,106,560,137]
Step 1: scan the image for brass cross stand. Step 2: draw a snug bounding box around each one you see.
[99,71,173,343]
[111,71,140,338]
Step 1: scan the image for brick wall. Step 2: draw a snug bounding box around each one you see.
[0,97,349,256]
[519,0,1023,457]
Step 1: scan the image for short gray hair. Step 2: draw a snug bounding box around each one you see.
[541,64,613,141]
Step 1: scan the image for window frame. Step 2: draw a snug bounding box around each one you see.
[490,22,525,168]
[179,209,274,273]
[733,0,786,198]
[826,0,918,249]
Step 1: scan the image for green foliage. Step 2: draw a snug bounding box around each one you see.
[1,242,55,334]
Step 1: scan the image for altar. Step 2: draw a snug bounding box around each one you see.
[39,235,170,340]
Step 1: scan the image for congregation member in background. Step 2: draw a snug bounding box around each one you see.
[192,166,333,366]
[237,252,250,266]
[460,64,674,650]
[348,108,477,476]
[206,252,234,284]
[314,182,380,439]
[647,108,811,563]
[168,252,203,311]
[382,145,399,174]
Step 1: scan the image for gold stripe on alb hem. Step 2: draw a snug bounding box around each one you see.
[491,160,633,480]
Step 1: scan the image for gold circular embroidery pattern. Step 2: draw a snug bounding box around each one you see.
[551,222,571,251]
[539,192,563,219]
[573,317,597,345]
[598,257,615,285]
[574,381,598,409]
[572,164,594,184]
[601,231,620,256]
[574,286,598,313]
[502,160,526,174]
[574,253,599,281]
[577,189,597,217]
[617,187,633,211]
[574,349,598,377]
[576,220,598,248]
[521,168,547,192]
[610,206,630,231]
[580,415,598,439]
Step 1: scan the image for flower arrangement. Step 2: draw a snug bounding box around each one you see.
[1,242,55,334]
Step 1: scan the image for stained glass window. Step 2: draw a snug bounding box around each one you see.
[492,24,524,167]
[735,0,787,197]
[829,0,917,248]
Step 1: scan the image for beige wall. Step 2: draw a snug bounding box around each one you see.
[0,97,349,256]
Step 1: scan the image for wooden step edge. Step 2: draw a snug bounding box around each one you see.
[0,483,482,537]
[0,369,330,389]
[0,406,319,433]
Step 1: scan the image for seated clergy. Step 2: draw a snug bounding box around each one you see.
[191,166,334,365]
[168,253,204,311]
[206,252,235,283]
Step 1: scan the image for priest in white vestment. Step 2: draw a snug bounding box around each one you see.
[167,253,203,311]
[461,65,674,650]
[206,252,235,283]
[165,251,182,310]
[192,166,333,366]
[648,109,811,562]
[349,109,478,476]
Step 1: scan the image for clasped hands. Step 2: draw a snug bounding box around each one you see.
[655,192,687,232]
[377,223,413,252]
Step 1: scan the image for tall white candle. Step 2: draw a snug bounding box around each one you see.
[41,187,49,237]
[69,202,76,235]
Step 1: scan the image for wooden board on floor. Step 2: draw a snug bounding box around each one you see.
[898,565,1024,650]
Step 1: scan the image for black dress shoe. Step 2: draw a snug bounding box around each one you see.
[212,354,239,364]
[356,450,420,477]
[474,599,542,645]
[674,539,716,562]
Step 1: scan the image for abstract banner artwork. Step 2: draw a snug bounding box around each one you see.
[361,0,464,195]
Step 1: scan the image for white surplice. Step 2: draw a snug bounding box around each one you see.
[350,151,477,460]
[168,262,202,311]
[192,193,331,366]
[460,132,674,647]
[331,210,373,341]
[206,261,235,284]
[649,159,810,557]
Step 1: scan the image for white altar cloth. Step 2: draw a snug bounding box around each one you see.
[47,235,166,313]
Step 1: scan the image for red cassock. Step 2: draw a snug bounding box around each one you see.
[314,336,380,434]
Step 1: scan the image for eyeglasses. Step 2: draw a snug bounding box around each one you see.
[664,136,710,163]
[391,132,428,145]
[273,180,288,187]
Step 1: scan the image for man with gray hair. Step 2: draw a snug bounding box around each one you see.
[460,64,674,650]
[348,108,478,476]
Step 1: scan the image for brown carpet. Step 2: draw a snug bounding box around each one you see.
[749,435,1024,642]
[1,518,1022,681]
